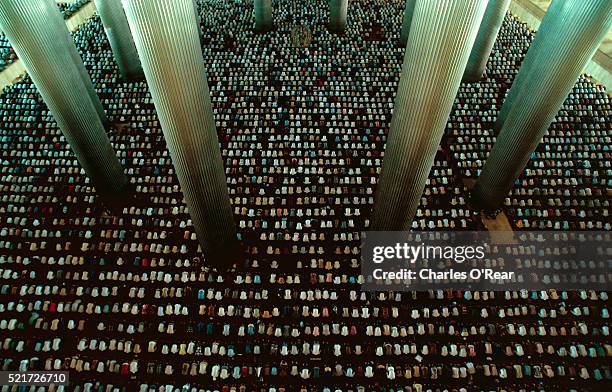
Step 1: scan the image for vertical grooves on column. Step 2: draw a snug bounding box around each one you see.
[42,0,108,126]
[495,0,563,130]
[399,0,416,48]
[95,0,143,80]
[475,0,612,210]
[0,0,127,195]
[371,0,488,231]
[254,0,273,32]
[122,0,237,262]
[42,0,107,126]
[329,0,348,32]
[464,0,511,82]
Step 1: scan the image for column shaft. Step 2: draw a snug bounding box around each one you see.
[47,0,109,127]
[399,0,416,48]
[495,0,563,130]
[474,0,612,210]
[371,0,488,231]
[95,0,144,81]
[254,0,273,32]
[463,0,511,81]
[121,0,237,265]
[0,0,127,195]
[329,0,348,32]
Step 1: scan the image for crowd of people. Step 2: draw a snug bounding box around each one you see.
[0,0,610,390]
[57,0,92,19]
[0,35,17,72]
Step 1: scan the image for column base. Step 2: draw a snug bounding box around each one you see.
[123,70,146,83]
[470,182,503,216]
[98,180,134,214]
[492,117,504,135]
[328,25,346,33]
[254,23,274,33]
[101,117,113,131]
[462,70,485,83]
[205,237,245,271]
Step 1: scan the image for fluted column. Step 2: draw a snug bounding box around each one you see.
[67,48,110,129]
[95,0,144,81]
[329,0,348,32]
[254,0,273,32]
[371,0,488,231]
[473,0,612,211]
[41,0,109,127]
[463,0,511,81]
[122,0,238,266]
[40,0,109,127]
[399,0,416,48]
[0,0,127,197]
[495,0,564,131]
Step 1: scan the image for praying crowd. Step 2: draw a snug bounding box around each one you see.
[57,0,92,20]
[0,35,16,73]
[0,0,610,391]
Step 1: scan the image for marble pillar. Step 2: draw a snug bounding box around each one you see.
[48,0,109,127]
[95,0,144,81]
[371,0,488,231]
[329,0,348,32]
[399,0,416,48]
[122,0,238,266]
[254,0,273,32]
[495,0,564,130]
[463,0,512,81]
